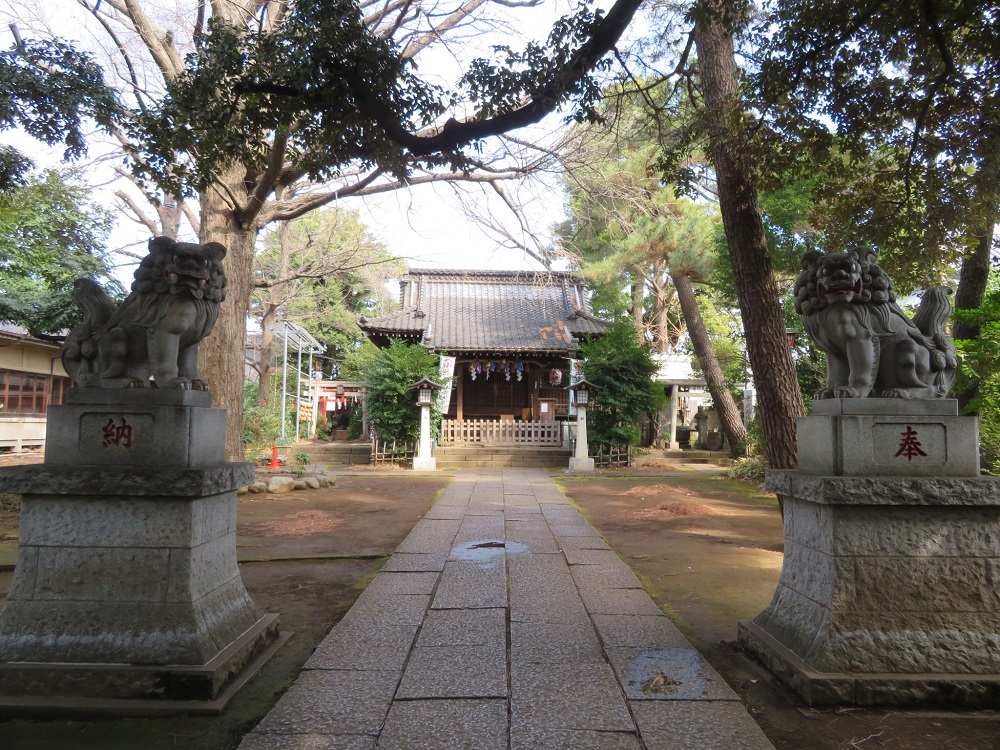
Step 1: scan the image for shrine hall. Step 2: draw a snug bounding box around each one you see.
[359,269,609,444]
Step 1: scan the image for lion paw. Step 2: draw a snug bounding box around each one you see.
[190,379,210,391]
[166,377,192,390]
[832,387,867,398]
[876,388,911,399]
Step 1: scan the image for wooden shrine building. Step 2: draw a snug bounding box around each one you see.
[359,269,609,443]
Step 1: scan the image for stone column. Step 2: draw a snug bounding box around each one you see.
[568,404,595,472]
[738,398,1000,707]
[412,402,437,471]
[0,389,281,714]
[666,385,680,449]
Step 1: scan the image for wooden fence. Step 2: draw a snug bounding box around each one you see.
[593,444,632,468]
[439,419,563,446]
[371,437,416,466]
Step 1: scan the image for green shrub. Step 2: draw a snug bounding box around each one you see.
[726,455,767,484]
[241,382,290,458]
[581,321,664,449]
[363,340,441,443]
[347,408,363,440]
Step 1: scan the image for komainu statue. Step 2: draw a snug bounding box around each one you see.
[793,247,958,400]
[62,237,228,390]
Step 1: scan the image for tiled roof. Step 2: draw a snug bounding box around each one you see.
[360,269,609,354]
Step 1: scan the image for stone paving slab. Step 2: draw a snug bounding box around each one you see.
[580,586,667,616]
[591,614,694,649]
[377,699,507,750]
[252,669,399,736]
[631,701,777,750]
[510,662,635,732]
[396,643,507,698]
[240,733,375,750]
[569,561,645,589]
[509,727,641,750]
[432,559,506,609]
[377,552,448,572]
[305,623,417,672]
[239,468,775,750]
[606,646,742,701]
[416,607,505,647]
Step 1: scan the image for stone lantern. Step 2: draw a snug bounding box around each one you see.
[409,376,442,471]
[567,380,598,472]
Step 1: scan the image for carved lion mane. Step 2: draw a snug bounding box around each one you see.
[793,247,957,400]
[62,237,228,390]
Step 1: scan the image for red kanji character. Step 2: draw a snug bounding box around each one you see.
[102,417,134,449]
[894,425,927,461]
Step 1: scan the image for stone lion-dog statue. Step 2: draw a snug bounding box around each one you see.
[62,236,228,390]
[793,247,958,400]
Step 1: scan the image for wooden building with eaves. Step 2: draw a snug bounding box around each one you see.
[360,269,609,444]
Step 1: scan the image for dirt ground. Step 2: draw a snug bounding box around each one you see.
[0,473,447,750]
[560,474,1000,750]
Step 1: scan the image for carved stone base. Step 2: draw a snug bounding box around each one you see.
[0,615,284,714]
[568,457,595,472]
[738,619,1000,708]
[799,399,978,477]
[0,458,280,712]
[744,469,1000,707]
[412,456,437,471]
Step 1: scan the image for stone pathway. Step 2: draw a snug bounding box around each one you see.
[238,469,775,750]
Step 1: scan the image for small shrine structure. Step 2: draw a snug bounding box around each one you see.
[360,269,609,444]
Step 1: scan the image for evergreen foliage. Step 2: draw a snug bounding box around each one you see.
[581,321,663,448]
[954,276,1000,474]
[0,38,120,190]
[0,170,116,337]
[254,207,403,360]
[241,381,291,459]
[362,340,441,443]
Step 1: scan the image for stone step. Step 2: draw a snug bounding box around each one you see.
[435,447,571,456]
[293,442,372,464]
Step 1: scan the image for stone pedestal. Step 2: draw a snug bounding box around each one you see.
[569,405,595,472]
[739,399,1000,707]
[412,403,437,471]
[0,390,282,715]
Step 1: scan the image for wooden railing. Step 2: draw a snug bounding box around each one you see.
[593,444,632,468]
[371,437,416,466]
[439,419,563,446]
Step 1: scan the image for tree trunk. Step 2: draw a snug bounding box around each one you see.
[671,271,747,457]
[258,304,278,403]
[652,259,670,354]
[631,275,644,344]
[693,1,804,469]
[953,222,993,412]
[257,218,293,403]
[199,172,257,462]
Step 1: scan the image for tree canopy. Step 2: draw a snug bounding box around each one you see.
[0,37,120,191]
[750,0,1000,285]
